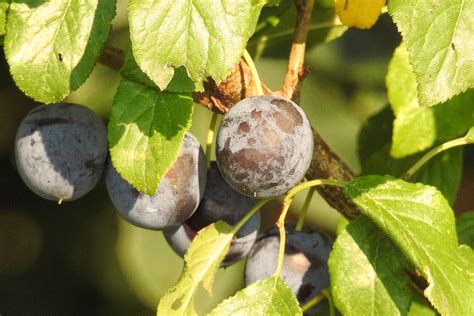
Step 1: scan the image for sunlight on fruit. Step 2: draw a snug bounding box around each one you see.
[0,210,43,275]
[116,216,245,313]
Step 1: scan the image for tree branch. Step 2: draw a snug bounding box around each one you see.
[307,131,358,219]
[193,59,272,113]
[280,0,315,103]
[97,44,360,219]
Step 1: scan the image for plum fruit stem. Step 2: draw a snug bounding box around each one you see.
[232,198,272,235]
[275,200,290,277]
[242,49,264,96]
[300,291,327,313]
[322,288,336,316]
[286,179,346,201]
[274,179,346,277]
[403,136,470,180]
[206,112,219,168]
[295,186,315,231]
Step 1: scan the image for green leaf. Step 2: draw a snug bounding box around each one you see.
[121,50,197,93]
[0,0,8,36]
[387,43,474,158]
[359,107,463,204]
[4,0,116,103]
[388,0,474,107]
[329,216,412,316]
[208,276,302,316]
[456,211,474,248]
[407,292,437,316]
[129,0,266,90]
[248,0,347,57]
[157,221,234,315]
[346,176,474,315]
[108,80,193,194]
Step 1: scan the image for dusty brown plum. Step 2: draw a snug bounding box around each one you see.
[164,162,260,266]
[15,103,108,202]
[245,225,333,305]
[105,133,207,230]
[216,95,313,198]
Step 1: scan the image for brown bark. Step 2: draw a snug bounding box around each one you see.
[280,0,315,103]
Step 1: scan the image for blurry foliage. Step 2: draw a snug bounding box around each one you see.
[1,1,471,315]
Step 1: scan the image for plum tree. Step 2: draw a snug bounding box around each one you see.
[4,1,471,314]
[164,161,260,266]
[15,103,108,202]
[105,133,207,230]
[244,225,333,306]
[216,95,313,198]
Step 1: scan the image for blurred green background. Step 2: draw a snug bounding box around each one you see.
[1,1,473,315]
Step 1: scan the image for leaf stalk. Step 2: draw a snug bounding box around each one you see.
[205,112,219,168]
[403,136,470,179]
[242,49,264,95]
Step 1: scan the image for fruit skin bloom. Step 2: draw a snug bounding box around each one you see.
[106,133,207,230]
[216,95,314,198]
[164,162,260,267]
[15,103,108,202]
[245,225,333,306]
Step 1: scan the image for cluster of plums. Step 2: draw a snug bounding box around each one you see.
[14,95,332,306]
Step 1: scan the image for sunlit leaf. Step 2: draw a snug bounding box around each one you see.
[5,0,116,102]
[388,0,474,106]
[346,176,474,315]
[108,80,193,194]
[129,0,266,89]
[157,221,234,315]
[208,276,302,315]
[386,43,474,157]
[329,216,412,316]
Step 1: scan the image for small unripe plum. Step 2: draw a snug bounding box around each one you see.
[15,103,108,202]
[245,225,333,305]
[105,133,207,230]
[216,95,313,198]
[164,162,260,266]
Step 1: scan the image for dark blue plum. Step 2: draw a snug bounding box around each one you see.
[216,95,313,198]
[164,162,260,266]
[105,133,207,230]
[15,103,107,202]
[245,225,333,305]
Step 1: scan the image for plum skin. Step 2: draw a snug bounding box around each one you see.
[15,103,108,201]
[216,95,314,198]
[105,133,207,230]
[164,161,260,266]
[244,225,333,305]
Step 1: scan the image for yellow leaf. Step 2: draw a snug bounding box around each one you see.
[335,0,386,29]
